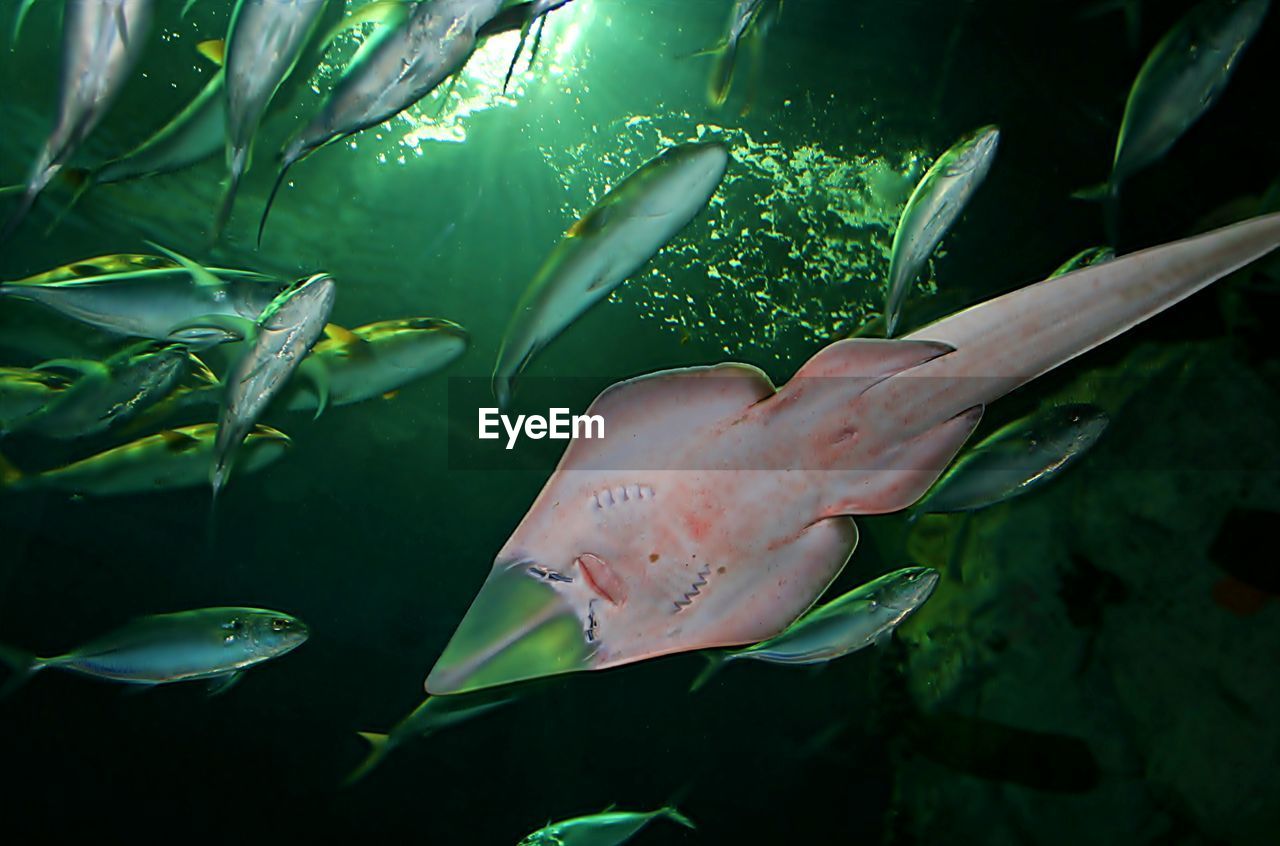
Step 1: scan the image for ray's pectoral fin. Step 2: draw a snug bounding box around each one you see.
[824,405,984,516]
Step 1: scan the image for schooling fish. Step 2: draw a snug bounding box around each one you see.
[493,141,729,408]
[912,403,1110,517]
[346,689,517,785]
[884,125,999,337]
[210,273,335,497]
[258,0,507,243]
[425,212,1280,695]
[285,317,469,411]
[0,367,70,435]
[690,566,938,692]
[57,44,229,219]
[518,806,695,846]
[1078,0,1269,234]
[13,342,200,440]
[0,252,287,345]
[0,607,307,697]
[216,0,329,237]
[1,0,155,242]
[1049,246,1116,279]
[0,424,290,496]
[696,0,783,107]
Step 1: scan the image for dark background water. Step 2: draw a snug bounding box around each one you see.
[2,1,1279,842]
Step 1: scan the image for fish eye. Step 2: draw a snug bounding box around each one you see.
[270,618,290,632]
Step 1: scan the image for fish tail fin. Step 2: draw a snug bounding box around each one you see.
[11,0,37,45]
[344,732,391,786]
[660,806,696,830]
[214,146,249,241]
[0,450,23,489]
[708,40,740,106]
[258,154,299,248]
[0,644,48,698]
[688,651,728,693]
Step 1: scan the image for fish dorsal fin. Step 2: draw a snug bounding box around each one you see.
[556,363,775,472]
[145,241,224,290]
[323,323,360,345]
[790,338,953,382]
[159,429,202,453]
[196,39,225,67]
[567,203,613,238]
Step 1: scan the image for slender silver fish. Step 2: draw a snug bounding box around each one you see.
[1082,0,1270,233]
[212,272,336,496]
[14,342,199,439]
[699,0,782,107]
[0,253,287,344]
[0,424,291,496]
[912,404,1109,516]
[1,0,155,241]
[216,0,329,237]
[884,125,1000,337]
[258,0,507,242]
[285,317,469,411]
[518,807,695,846]
[346,689,517,784]
[0,607,308,697]
[690,567,939,691]
[493,141,729,408]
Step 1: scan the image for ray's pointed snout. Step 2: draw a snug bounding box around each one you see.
[425,558,597,695]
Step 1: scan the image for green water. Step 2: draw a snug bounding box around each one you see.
[2,0,1279,842]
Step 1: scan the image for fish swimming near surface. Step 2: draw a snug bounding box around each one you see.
[11,341,203,440]
[696,0,783,107]
[1077,0,1270,236]
[216,0,329,237]
[0,252,287,345]
[346,689,517,785]
[884,125,999,337]
[477,0,576,92]
[0,607,307,697]
[285,318,469,412]
[0,424,291,496]
[0,367,70,435]
[1049,246,1116,279]
[493,141,729,409]
[1,0,155,242]
[518,806,695,846]
[424,212,1280,695]
[911,403,1110,517]
[210,272,335,497]
[689,566,938,692]
[257,0,508,243]
[53,42,230,223]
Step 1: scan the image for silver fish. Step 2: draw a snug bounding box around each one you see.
[1049,246,1116,279]
[0,253,287,345]
[700,0,782,107]
[912,403,1110,516]
[346,690,517,785]
[285,317,469,411]
[212,272,335,496]
[217,0,329,236]
[258,0,507,242]
[0,607,307,697]
[0,424,291,497]
[1084,0,1270,230]
[2,0,155,241]
[13,342,198,439]
[690,567,939,691]
[884,124,1000,337]
[518,806,695,846]
[0,367,70,434]
[493,141,729,408]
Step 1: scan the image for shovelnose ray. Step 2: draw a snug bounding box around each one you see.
[493,141,729,409]
[216,0,329,237]
[1,0,155,242]
[425,212,1280,695]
